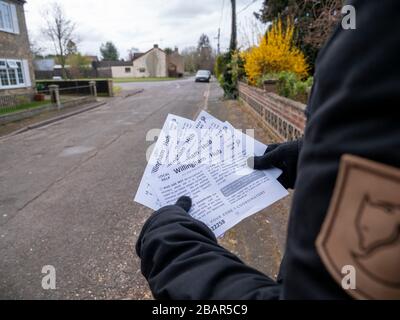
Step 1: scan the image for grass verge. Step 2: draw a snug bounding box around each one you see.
[0,100,51,116]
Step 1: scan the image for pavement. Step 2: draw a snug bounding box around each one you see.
[0,77,290,299]
[0,98,108,138]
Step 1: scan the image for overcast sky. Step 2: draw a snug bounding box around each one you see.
[25,0,266,59]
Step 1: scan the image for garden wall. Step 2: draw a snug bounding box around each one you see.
[238,82,307,142]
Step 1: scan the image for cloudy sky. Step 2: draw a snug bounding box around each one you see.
[25,0,267,59]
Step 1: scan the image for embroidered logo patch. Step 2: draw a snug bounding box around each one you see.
[316,155,400,300]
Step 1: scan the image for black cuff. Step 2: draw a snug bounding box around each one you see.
[135,205,188,258]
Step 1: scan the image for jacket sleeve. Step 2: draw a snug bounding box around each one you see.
[136,205,280,300]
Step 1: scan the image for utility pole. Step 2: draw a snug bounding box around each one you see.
[230,0,237,52]
[215,28,221,55]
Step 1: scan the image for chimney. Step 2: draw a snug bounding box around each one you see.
[154,44,159,49]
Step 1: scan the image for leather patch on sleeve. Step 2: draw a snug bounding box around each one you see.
[316,155,400,300]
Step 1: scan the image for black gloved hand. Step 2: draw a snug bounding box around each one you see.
[247,139,302,189]
[135,196,192,258]
[174,196,192,213]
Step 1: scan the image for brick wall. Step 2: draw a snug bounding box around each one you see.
[238,82,307,142]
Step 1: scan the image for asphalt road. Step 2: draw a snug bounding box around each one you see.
[0,77,216,299]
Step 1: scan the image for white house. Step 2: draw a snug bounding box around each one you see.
[130,44,167,78]
[94,44,181,79]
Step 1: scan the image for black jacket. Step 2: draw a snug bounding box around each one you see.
[136,0,400,299]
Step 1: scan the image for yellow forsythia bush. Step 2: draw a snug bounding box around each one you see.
[242,18,309,85]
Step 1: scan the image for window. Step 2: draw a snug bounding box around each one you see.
[125,67,131,73]
[0,69,8,86]
[8,67,17,85]
[16,61,24,83]
[139,68,146,73]
[0,1,18,34]
[0,59,26,88]
[7,60,18,69]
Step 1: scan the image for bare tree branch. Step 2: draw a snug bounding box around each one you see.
[42,2,77,78]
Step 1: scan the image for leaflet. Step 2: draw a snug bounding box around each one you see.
[134,112,288,236]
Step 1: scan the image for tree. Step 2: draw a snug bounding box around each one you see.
[127,47,139,61]
[42,3,77,79]
[66,53,90,78]
[30,39,45,59]
[182,47,198,73]
[242,18,309,85]
[198,46,215,71]
[164,47,173,55]
[238,16,265,48]
[196,34,215,71]
[197,34,210,50]
[100,42,119,61]
[255,0,342,70]
[66,40,78,55]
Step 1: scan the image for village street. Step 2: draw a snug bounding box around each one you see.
[0,77,289,299]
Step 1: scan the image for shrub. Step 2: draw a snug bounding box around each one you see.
[242,18,309,85]
[275,71,313,102]
[230,51,245,88]
[276,71,298,98]
[214,54,228,80]
[255,72,280,88]
[215,51,245,99]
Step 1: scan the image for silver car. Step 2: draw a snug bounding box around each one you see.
[195,70,211,82]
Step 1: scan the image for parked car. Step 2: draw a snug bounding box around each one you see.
[195,70,211,82]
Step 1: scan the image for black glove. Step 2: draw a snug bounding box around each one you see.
[174,196,192,213]
[247,139,302,189]
[136,196,192,259]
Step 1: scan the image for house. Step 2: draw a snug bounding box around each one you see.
[93,60,134,79]
[93,44,184,79]
[132,45,184,78]
[130,44,168,78]
[0,0,34,97]
[34,58,55,72]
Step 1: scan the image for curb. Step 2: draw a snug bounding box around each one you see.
[122,88,144,99]
[0,101,107,140]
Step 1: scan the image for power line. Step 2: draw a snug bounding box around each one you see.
[237,0,258,15]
